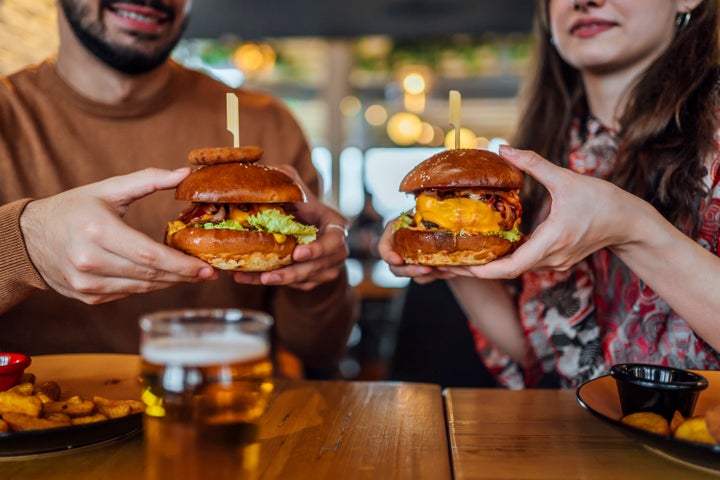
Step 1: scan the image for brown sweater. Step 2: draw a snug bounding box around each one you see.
[0,59,355,365]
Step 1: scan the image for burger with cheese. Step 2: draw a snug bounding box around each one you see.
[392,148,523,266]
[166,148,318,271]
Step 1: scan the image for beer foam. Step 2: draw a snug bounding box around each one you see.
[141,333,268,366]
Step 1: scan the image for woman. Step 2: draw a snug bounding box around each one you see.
[379,0,720,388]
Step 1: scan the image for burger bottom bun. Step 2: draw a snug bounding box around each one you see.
[168,227,297,271]
[393,228,515,266]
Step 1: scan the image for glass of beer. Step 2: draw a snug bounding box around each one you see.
[139,308,274,480]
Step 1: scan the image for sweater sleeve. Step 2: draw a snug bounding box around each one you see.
[0,198,49,313]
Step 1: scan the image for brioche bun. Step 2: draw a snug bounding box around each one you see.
[393,229,514,266]
[393,148,523,267]
[399,148,524,193]
[175,162,305,204]
[168,228,297,271]
[167,158,315,272]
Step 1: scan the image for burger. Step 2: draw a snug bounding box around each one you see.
[165,147,318,271]
[392,148,523,266]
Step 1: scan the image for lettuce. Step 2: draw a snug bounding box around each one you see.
[201,219,245,231]
[248,209,318,244]
[392,212,414,230]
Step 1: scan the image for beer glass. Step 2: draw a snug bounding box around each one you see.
[139,308,274,480]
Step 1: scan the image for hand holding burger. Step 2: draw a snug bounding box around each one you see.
[392,148,524,266]
[165,146,318,271]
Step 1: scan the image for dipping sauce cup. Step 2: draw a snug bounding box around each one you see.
[610,363,708,422]
[0,352,31,391]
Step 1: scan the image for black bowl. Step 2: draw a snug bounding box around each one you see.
[610,363,708,422]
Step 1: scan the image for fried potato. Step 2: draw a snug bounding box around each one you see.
[71,413,108,425]
[670,410,685,434]
[93,396,145,418]
[44,413,71,423]
[674,417,716,445]
[620,412,671,436]
[42,396,95,417]
[704,405,720,443]
[0,391,42,417]
[35,381,61,402]
[7,382,34,396]
[2,412,71,431]
[0,373,144,434]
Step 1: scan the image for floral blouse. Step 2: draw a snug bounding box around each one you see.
[469,116,720,389]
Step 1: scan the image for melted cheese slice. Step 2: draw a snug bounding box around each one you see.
[414,193,503,234]
[228,205,249,224]
[166,220,187,243]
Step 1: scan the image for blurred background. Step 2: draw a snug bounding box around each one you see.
[0,0,536,382]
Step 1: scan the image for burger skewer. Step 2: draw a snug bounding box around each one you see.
[449,90,461,149]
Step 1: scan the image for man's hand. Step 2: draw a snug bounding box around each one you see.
[21,167,217,304]
[232,166,350,290]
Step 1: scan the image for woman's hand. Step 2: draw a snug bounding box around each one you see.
[21,168,217,305]
[442,145,642,279]
[377,219,457,284]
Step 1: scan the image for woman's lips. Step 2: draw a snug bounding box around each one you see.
[570,19,617,38]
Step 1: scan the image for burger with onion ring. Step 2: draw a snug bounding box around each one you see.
[165,146,318,271]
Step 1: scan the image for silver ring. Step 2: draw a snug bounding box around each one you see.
[326,223,349,238]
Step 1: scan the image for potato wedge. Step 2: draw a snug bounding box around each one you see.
[35,381,61,402]
[2,412,71,431]
[704,405,720,443]
[42,396,95,417]
[0,391,43,417]
[674,417,716,445]
[71,413,109,425]
[620,412,671,436]
[670,410,685,434]
[92,396,144,418]
[7,382,34,396]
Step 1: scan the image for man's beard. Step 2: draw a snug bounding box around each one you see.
[59,0,187,75]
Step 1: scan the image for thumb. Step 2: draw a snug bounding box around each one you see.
[90,167,191,208]
[499,145,564,191]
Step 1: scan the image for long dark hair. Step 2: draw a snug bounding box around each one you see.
[514,0,720,233]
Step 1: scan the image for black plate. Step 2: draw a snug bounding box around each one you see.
[0,354,143,458]
[0,413,142,457]
[576,371,720,473]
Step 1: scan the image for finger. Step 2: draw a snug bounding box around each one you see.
[261,256,343,286]
[74,276,182,305]
[84,217,216,281]
[460,236,550,279]
[293,230,348,263]
[378,222,405,266]
[387,263,434,278]
[88,167,192,210]
[231,271,264,285]
[499,145,567,191]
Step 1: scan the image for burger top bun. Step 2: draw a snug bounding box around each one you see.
[399,148,524,193]
[175,162,306,204]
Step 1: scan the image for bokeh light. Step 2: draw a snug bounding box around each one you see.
[444,128,477,149]
[387,112,423,146]
[340,96,362,117]
[365,104,388,126]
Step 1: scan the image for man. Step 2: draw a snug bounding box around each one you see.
[0,0,356,371]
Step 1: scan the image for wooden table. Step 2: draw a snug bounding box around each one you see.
[445,388,719,479]
[0,379,450,480]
